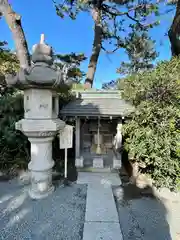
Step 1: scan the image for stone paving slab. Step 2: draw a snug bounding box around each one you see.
[77,172,121,186]
[78,172,123,240]
[85,183,119,222]
[83,222,123,240]
[0,181,87,240]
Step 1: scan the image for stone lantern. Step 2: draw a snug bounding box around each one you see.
[6,34,69,199]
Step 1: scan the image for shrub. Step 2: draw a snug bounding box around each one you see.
[120,57,180,191]
[0,91,30,171]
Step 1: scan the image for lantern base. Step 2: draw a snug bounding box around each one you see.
[113,158,122,169]
[93,157,104,168]
[75,156,84,168]
[29,184,55,200]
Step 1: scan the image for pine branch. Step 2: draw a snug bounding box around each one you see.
[101,45,119,53]
[0,0,30,69]
[102,3,144,17]
[126,12,144,29]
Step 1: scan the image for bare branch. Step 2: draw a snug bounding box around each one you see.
[102,3,149,17]
[102,1,161,21]
[101,45,119,53]
[126,12,144,29]
[0,0,30,69]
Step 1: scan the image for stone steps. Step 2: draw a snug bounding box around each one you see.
[77,167,118,173]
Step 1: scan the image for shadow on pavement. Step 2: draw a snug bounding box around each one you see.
[0,181,87,240]
[113,162,173,240]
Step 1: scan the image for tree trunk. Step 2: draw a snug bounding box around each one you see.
[84,7,102,89]
[0,0,30,69]
[168,0,180,56]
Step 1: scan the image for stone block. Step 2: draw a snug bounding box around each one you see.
[15,118,65,137]
[77,172,121,185]
[85,183,119,222]
[75,156,84,168]
[113,157,122,169]
[83,222,123,240]
[24,89,59,119]
[93,157,104,168]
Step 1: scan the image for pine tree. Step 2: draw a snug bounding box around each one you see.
[54,0,161,88]
[117,31,158,75]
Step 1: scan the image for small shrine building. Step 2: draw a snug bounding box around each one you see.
[60,90,134,170]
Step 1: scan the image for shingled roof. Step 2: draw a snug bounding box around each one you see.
[60,90,135,117]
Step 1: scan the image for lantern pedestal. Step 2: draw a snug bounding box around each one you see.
[16,118,65,199]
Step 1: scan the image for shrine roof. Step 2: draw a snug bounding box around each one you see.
[60,90,135,117]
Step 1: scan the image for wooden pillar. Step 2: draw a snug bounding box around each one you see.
[75,117,83,167]
[113,118,122,169]
[75,117,80,159]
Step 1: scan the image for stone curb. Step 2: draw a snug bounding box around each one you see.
[131,174,180,203]
[153,187,180,203]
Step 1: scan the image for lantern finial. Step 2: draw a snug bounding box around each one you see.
[40,33,45,44]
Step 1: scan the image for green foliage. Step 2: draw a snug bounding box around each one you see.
[55,53,87,83]
[117,31,158,75]
[102,31,158,89]
[0,91,30,171]
[0,41,29,172]
[0,41,19,75]
[120,57,180,191]
[0,41,19,96]
[102,79,117,89]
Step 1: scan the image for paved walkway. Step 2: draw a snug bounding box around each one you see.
[1,172,178,239]
[77,172,123,240]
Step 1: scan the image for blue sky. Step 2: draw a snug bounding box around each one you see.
[1,0,175,88]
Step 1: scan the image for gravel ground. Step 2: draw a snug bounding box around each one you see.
[113,184,179,240]
[0,180,87,240]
